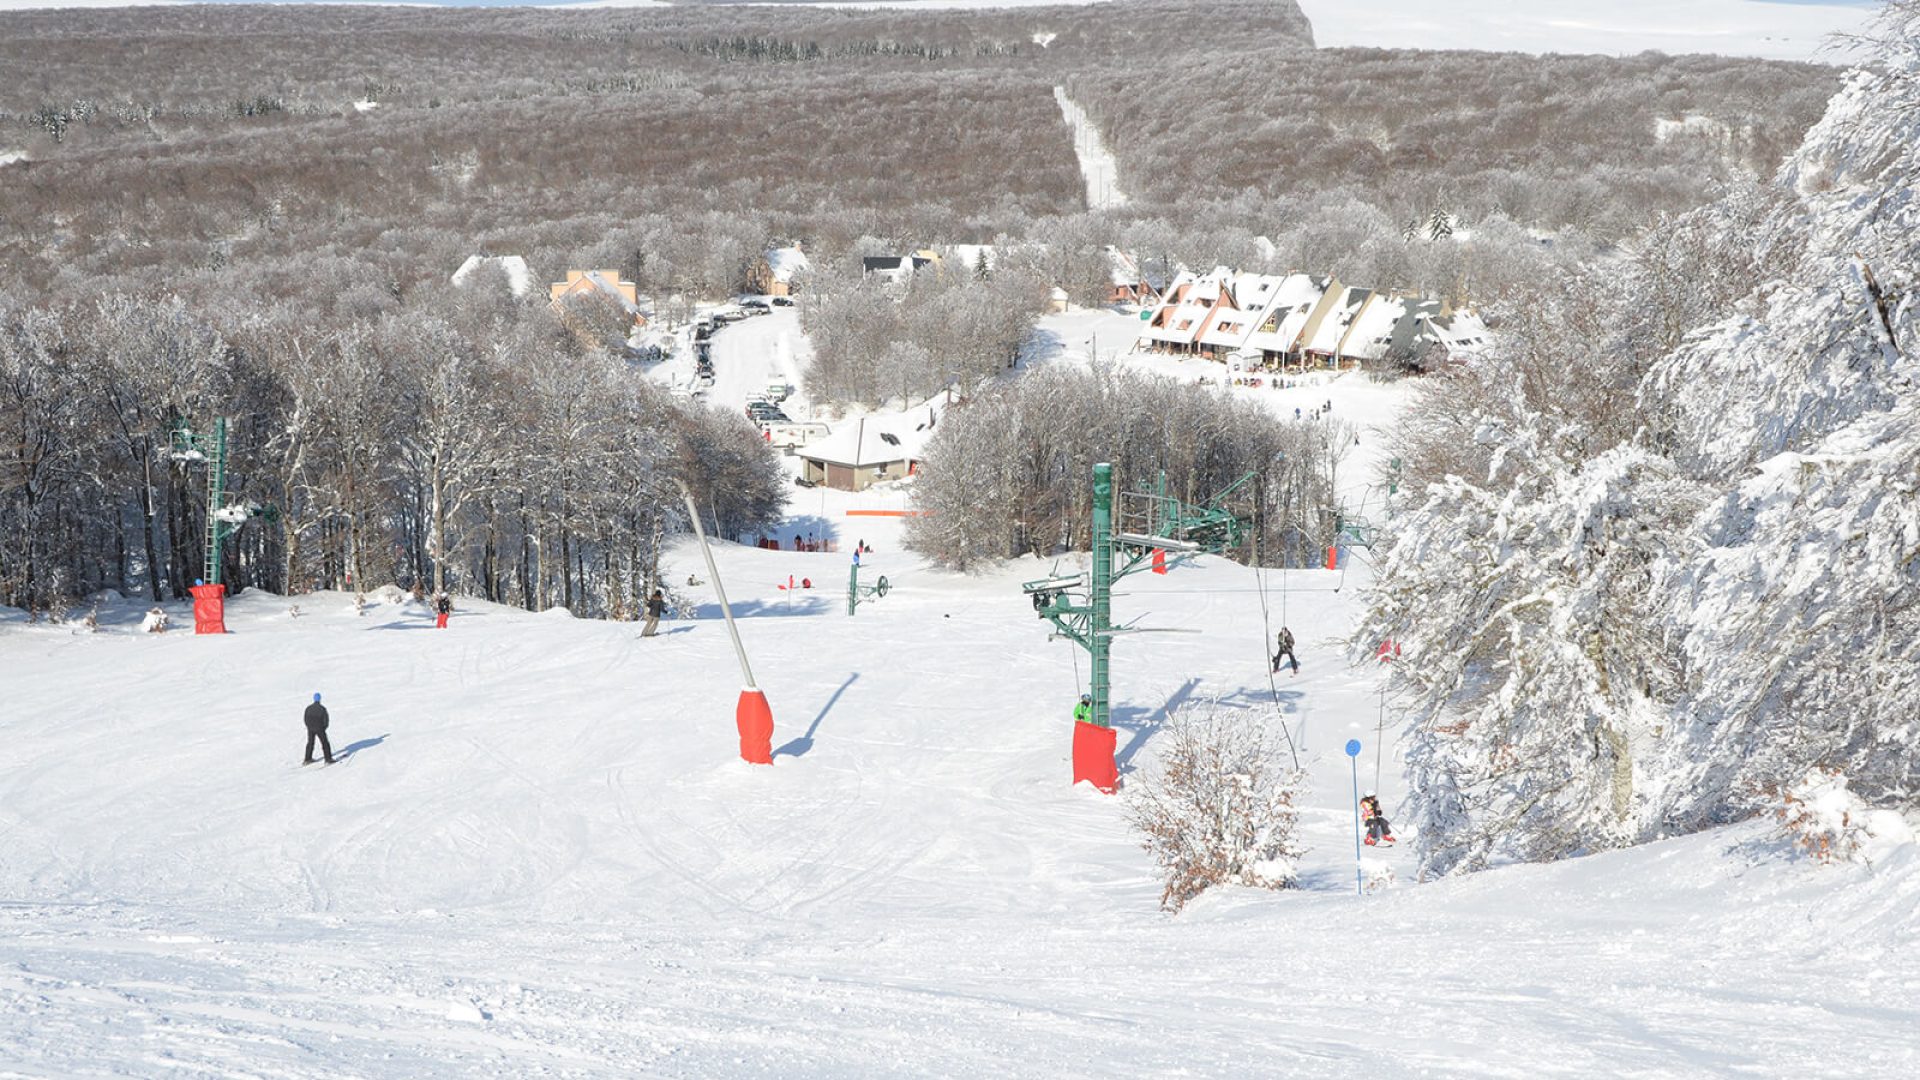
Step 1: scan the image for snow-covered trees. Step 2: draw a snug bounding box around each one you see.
[907,367,1342,569]
[0,290,786,617]
[1126,704,1307,911]
[1366,4,1920,877]
[801,261,1049,409]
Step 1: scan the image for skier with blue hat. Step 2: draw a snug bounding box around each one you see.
[302,692,335,765]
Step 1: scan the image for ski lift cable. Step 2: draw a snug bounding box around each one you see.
[1251,499,1301,772]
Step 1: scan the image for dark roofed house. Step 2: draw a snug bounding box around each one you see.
[862,252,937,289]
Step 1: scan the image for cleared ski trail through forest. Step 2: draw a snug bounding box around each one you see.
[1054,85,1127,211]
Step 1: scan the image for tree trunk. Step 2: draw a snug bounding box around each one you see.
[430,441,446,595]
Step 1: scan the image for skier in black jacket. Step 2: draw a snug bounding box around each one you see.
[642,589,666,637]
[303,692,335,765]
[1272,627,1299,674]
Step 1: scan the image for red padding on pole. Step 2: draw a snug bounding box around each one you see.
[1325,545,1339,570]
[1152,548,1167,575]
[736,688,774,765]
[189,583,226,635]
[1072,720,1118,793]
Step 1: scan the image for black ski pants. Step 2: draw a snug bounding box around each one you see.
[305,727,334,764]
[1367,815,1392,842]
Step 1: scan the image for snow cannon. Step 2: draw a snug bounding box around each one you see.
[189,581,227,634]
[737,688,774,765]
[674,477,775,768]
[1072,720,1117,793]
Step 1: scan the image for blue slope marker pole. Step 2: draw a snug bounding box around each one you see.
[1345,738,1363,896]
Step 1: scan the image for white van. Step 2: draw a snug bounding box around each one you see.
[764,380,791,402]
[767,421,828,449]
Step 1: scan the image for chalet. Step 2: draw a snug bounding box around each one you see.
[1236,274,1335,365]
[548,269,648,329]
[1297,284,1376,368]
[746,245,810,297]
[1196,272,1307,358]
[1384,302,1492,370]
[861,252,937,288]
[798,399,946,492]
[1136,265,1491,370]
[1138,267,1235,353]
[1105,247,1166,306]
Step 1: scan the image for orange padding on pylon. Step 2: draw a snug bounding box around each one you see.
[737,689,774,765]
[1325,545,1339,570]
[1072,720,1118,794]
[189,583,227,635]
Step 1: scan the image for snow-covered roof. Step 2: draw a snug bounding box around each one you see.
[799,398,947,469]
[452,255,533,298]
[1196,272,1285,351]
[1429,309,1493,355]
[763,246,811,283]
[1239,274,1333,354]
[552,270,645,316]
[1139,267,1234,346]
[1339,292,1409,362]
[1301,285,1375,356]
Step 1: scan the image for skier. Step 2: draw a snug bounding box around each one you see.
[1361,791,1395,846]
[1272,626,1299,674]
[1073,694,1093,725]
[642,588,666,637]
[303,692,335,766]
[434,592,452,629]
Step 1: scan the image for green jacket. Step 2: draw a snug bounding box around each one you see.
[1073,701,1092,724]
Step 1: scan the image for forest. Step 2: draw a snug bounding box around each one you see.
[1360,1,1918,875]
[0,1,1846,612]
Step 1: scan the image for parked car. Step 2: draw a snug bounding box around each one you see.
[771,296,796,308]
[742,299,771,314]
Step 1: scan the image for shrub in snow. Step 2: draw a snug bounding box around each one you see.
[1362,860,1397,894]
[1124,704,1306,911]
[141,607,169,633]
[1771,769,1916,866]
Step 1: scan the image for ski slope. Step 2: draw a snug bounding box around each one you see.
[6,378,1920,1075]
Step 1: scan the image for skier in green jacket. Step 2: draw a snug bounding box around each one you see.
[1073,694,1093,724]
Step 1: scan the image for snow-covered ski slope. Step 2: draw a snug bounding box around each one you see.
[6,371,1920,1075]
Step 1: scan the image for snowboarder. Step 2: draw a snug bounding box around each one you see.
[642,589,666,637]
[1361,791,1395,846]
[434,592,452,629]
[303,692,335,766]
[1073,694,1093,725]
[1272,627,1299,674]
